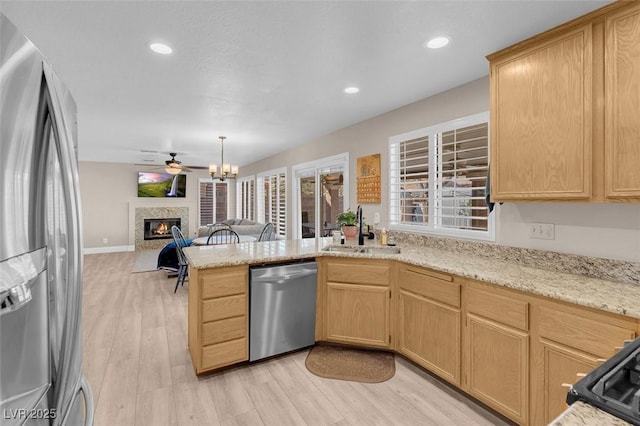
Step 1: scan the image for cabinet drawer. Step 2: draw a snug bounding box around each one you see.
[467,287,528,331]
[202,316,246,346]
[202,294,246,322]
[327,261,389,285]
[399,266,459,308]
[200,268,247,299]
[538,305,635,358]
[201,337,247,370]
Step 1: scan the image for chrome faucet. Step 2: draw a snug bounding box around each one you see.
[357,205,364,246]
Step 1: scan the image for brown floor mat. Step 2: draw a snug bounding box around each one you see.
[305,345,395,383]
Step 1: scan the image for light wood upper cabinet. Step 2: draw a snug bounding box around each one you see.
[490,25,592,200]
[488,1,640,202]
[605,2,640,198]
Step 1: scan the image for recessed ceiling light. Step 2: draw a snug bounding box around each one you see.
[425,36,450,49]
[149,42,173,55]
[344,87,360,94]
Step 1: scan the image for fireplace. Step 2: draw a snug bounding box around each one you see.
[144,218,180,240]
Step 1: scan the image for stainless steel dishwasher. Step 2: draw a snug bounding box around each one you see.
[249,260,317,361]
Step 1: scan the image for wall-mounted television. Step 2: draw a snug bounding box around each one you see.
[138,172,186,198]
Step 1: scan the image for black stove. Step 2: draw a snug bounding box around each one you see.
[567,336,640,425]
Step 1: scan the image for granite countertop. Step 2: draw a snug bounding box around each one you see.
[551,402,633,426]
[183,237,640,319]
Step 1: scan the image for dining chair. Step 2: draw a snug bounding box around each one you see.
[170,225,189,293]
[207,228,240,245]
[258,222,276,242]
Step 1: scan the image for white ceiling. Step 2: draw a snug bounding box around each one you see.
[1,1,611,169]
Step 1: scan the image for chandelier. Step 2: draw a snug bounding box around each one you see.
[209,136,238,181]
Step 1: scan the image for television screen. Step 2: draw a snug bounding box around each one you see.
[138,172,186,198]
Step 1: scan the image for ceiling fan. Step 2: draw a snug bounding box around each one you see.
[137,152,207,174]
[321,173,344,189]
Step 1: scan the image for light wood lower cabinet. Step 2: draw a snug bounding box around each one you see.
[188,265,248,374]
[322,258,391,348]
[326,282,390,347]
[531,302,637,425]
[396,265,461,386]
[464,284,530,425]
[465,315,529,425]
[538,339,599,424]
[317,259,639,425]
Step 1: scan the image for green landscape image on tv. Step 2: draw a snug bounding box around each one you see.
[138,172,186,198]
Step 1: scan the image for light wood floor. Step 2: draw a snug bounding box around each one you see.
[82,252,512,426]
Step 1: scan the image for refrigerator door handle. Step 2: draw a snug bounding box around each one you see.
[0,248,47,315]
[80,375,94,426]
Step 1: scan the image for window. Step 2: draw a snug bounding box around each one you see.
[257,168,286,237]
[236,176,255,221]
[199,179,228,226]
[389,111,493,241]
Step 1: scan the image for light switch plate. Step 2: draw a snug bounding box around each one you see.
[529,223,555,240]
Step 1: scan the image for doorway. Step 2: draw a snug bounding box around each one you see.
[293,153,349,239]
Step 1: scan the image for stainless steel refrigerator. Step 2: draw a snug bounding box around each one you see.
[0,14,94,426]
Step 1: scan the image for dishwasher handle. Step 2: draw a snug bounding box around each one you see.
[252,270,315,283]
[250,263,317,283]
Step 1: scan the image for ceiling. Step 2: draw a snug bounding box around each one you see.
[1,1,611,169]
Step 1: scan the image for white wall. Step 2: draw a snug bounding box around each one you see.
[78,76,640,261]
[79,162,210,251]
[240,76,640,262]
[497,203,640,261]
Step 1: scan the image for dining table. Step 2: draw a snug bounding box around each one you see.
[191,234,257,246]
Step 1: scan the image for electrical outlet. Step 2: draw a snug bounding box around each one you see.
[102,237,108,244]
[529,223,555,240]
[374,212,380,225]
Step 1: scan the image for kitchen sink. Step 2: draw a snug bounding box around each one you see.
[321,246,361,253]
[321,245,401,254]
[359,246,401,254]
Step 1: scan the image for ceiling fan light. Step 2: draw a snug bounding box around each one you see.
[165,166,181,175]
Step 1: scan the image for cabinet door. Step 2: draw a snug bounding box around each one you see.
[398,289,460,385]
[539,339,599,424]
[490,25,592,200]
[465,314,529,425]
[326,282,390,348]
[605,3,640,198]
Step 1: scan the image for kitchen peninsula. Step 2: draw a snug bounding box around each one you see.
[183,237,640,425]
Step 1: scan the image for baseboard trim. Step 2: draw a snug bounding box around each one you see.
[83,245,135,254]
